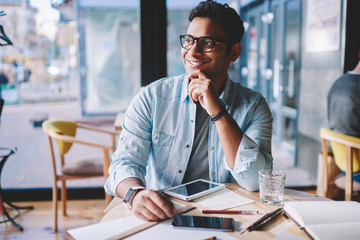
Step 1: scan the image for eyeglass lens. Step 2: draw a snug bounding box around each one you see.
[180,35,215,52]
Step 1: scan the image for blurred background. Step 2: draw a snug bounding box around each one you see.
[0,0,359,200]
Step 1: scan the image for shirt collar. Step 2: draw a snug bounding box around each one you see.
[348,71,360,75]
[181,74,190,102]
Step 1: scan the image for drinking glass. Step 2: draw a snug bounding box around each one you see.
[259,170,286,205]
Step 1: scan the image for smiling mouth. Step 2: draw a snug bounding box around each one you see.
[187,59,208,66]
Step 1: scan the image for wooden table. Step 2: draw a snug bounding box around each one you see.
[101,184,329,239]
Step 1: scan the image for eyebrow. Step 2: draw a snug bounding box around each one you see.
[185,34,217,39]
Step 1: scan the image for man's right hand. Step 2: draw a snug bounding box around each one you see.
[116,178,176,221]
[131,189,176,221]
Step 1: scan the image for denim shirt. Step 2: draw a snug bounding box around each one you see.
[104,74,273,196]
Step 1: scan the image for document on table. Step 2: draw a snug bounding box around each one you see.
[194,187,254,210]
[274,231,307,240]
[125,218,237,240]
[68,215,237,240]
[68,200,187,240]
[68,215,146,240]
[284,201,360,240]
[68,189,253,239]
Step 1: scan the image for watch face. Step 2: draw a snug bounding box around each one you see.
[123,187,145,207]
[124,188,136,203]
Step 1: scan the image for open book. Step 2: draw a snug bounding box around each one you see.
[283,201,360,240]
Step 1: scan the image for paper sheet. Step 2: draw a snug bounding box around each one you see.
[68,190,252,239]
[194,188,254,210]
[126,218,238,240]
[68,214,238,240]
[172,200,186,210]
[68,216,146,240]
[274,231,307,240]
[68,200,187,240]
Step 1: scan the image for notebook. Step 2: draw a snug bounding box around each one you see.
[283,201,360,240]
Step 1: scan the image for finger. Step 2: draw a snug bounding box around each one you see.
[188,69,209,79]
[135,190,174,220]
[188,79,206,95]
[189,80,212,99]
[138,193,168,220]
[187,70,200,80]
[134,199,166,221]
[132,191,166,220]
[188,85,194,102]
[188,75,199,102]
[188,86,201,102]
[157,191,176,212]
[195,70,208,80]
[150,191,176,217]
[188,81,199,102]
[134,205,160,221]
[189,77,212,90]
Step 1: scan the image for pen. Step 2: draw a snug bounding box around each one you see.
[202,210,268,215]
[248,208,283,231]
[202,237,216,240]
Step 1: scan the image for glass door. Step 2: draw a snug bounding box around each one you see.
[270,0,301,164]
[240,3,271,101]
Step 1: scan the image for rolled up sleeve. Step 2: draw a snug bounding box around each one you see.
[104,89,153,197]
[224,96,273,191]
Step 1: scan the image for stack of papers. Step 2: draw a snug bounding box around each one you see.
[195,188,254,209]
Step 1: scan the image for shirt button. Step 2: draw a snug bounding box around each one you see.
[210,146,214,150]
[154,136,158,140]
[191,119,194,123]
[212,121,215,124]
[178,170,182,174]
[186,144,190,148]
[211,172,215,175]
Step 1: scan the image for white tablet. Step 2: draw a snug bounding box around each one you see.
[162,179,225,201]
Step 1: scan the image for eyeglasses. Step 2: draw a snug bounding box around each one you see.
[179,35,228,52]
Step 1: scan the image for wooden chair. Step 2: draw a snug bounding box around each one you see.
[319,128,360,201]
[42,119,119,232]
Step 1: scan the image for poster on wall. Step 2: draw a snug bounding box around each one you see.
[306,0,341,52]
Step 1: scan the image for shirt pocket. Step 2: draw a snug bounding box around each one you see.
[151,131,174,170]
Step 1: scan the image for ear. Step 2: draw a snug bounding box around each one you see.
[230,43,241,62]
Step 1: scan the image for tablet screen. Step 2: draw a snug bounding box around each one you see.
[163,179,225,200]
[171,214,234,231]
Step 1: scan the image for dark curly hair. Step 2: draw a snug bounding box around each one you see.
[189,0,244,49]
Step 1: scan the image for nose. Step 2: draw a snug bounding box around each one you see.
[188,40,202,55]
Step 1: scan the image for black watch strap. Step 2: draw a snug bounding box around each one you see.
[211,107,227,122]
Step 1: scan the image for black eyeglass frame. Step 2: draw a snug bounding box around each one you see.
[179,34,228,52]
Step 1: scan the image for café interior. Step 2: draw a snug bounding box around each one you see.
[0,0,359,239]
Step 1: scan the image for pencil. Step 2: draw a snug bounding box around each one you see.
[202,209,267,215]
[202,237,216,240]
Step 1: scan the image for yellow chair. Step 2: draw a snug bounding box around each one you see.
[320,128,360,201]
[42,119,119,232]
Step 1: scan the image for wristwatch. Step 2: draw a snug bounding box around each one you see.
[123,186,145,209]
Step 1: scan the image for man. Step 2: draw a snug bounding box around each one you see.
[328,56,360,138]
[105,0,273,221]
[327,54,360,184]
